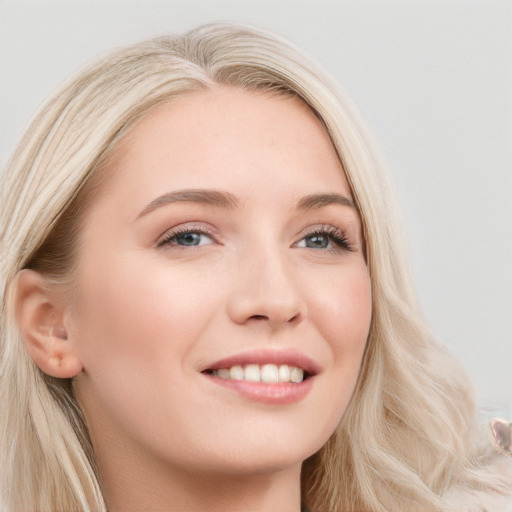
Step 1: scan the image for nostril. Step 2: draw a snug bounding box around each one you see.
[248,312,302,325]
[250,315,268,321]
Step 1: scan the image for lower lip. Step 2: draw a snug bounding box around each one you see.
[203,374,314,404]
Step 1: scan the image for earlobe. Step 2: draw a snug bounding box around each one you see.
[14,269,83,379]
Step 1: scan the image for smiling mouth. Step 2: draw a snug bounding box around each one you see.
[201,350,319,404]
[203,363,311,383]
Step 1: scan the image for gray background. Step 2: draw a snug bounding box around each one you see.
[1,0,511,417]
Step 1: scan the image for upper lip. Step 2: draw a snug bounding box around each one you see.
[202,348,322,376]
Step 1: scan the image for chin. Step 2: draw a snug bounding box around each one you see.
[182,427,330,478]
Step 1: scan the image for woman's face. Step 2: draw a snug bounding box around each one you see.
[70,87,372,477]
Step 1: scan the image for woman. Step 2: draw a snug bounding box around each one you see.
[0,22,510,512]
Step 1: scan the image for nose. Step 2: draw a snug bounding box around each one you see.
[226,247,306,329]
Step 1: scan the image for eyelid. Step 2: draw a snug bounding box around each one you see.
[295,224,355,252]
[155,223,218,247]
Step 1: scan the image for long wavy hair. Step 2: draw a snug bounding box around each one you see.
[0,22,509,512]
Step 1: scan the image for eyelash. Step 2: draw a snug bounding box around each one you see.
[157,227,215,248]
[299,225,355,252]
[157,224,354,253]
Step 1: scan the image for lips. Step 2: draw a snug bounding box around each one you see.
[202,348,321,377]
[200,348,321,404]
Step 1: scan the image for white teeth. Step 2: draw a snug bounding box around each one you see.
[244,364,261,382]
[211,364,305,383]
[290,367,304,383]
[278,364,290,382]
[261,364,279,383]
[229,365,244,380]
[217,368,230,379]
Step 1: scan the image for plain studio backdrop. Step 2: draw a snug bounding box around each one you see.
[1,0,510,420]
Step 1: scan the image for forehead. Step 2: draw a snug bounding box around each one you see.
[91,86,352,214]
[121,87,331,153]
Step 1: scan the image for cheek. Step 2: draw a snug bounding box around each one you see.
[70,260,217,377]
[69,259,225,440]
[308,265,372,416]
[311,264,372,355]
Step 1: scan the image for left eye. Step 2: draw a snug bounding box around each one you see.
[159,230,213,247]
[298,234,332,249]
[296,228,353,251]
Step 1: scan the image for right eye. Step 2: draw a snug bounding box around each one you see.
[158,229,214,248]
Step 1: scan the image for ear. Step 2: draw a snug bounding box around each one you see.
[14,269,83,378]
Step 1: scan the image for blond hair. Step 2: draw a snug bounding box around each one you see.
[0,22,509,512]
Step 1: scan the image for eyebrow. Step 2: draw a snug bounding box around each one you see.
[137,189,240,218]
[297,193,354,210]
[137,189,354,219]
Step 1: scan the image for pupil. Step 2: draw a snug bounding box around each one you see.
[178,232,200,246]
[307,235,328,248]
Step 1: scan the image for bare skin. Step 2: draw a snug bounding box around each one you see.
[22,87,371,511]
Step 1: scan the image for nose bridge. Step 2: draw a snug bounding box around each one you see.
[227,237,305,327]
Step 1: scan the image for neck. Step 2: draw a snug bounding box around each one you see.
[101,454,303,512]
[90,428,303,512]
